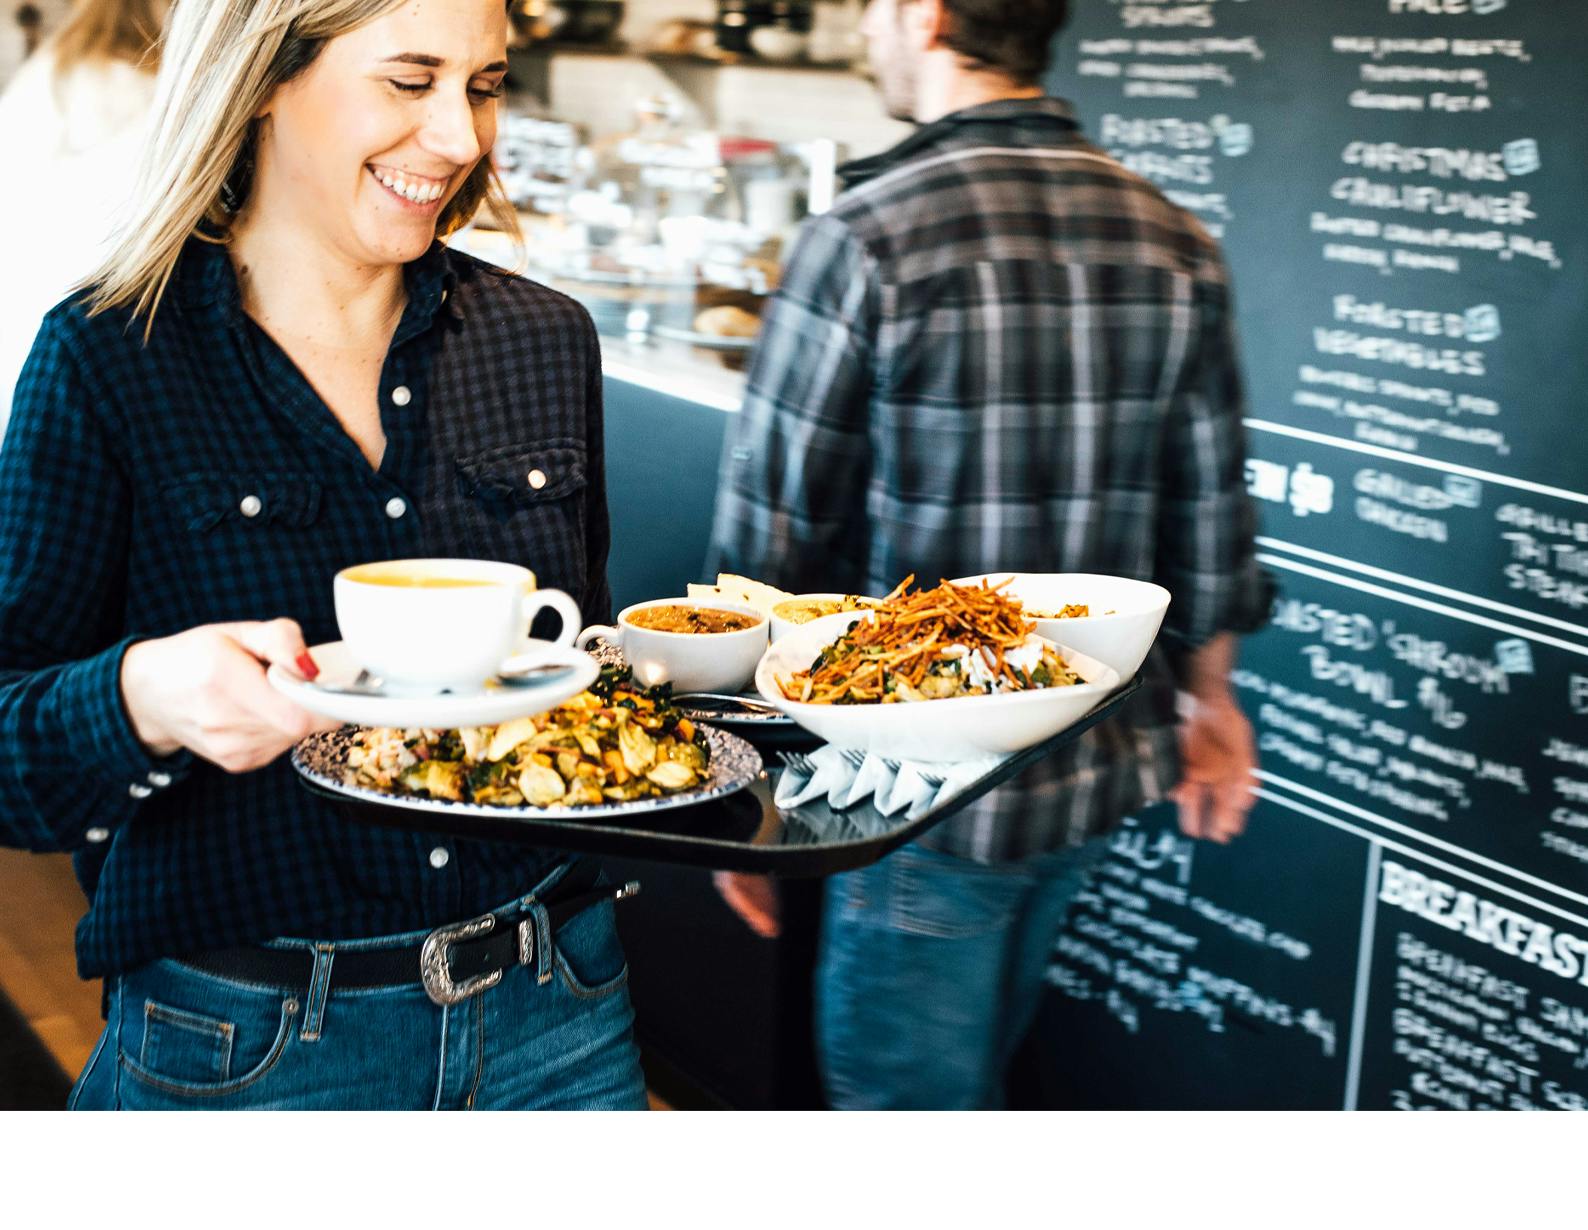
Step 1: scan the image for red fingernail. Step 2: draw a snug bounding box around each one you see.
[295,651,319,681]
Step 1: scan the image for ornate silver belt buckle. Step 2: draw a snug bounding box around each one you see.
[419,913,504,1006]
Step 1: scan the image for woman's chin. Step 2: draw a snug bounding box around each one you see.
[359,225,439,266]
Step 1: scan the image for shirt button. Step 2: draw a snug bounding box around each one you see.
[391,385,412,407]
[428,846,450,870]
[239,494,263,518]
[148,771,172,788]
[385,497,407,520]
[85,827,110,844]
[128,783,154,799]
[527,468,548,490]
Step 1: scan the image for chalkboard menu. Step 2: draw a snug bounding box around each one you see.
[1038,0,1588,1109]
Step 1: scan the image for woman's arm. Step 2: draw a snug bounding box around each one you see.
[0,310,193,851]
[0,313,336,854]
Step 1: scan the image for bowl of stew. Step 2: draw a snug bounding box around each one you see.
[575,598,770,693]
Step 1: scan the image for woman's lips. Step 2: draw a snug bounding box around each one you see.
[366,164,447,213]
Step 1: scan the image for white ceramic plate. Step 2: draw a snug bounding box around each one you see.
[953,573,1170,682]
[755,613,1122,763]
[267,641,599,728]
[292,724,763,824]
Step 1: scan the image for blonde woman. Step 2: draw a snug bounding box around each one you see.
[1,0,645,1110]
[0,0,164,437]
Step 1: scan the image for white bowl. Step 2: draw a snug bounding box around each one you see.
[755,613,1121,763]
[768,593,869,644]
[952,573,1170,682]
[576,598,769,694]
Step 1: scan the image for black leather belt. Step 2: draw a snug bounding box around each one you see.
[176,862,639,1006]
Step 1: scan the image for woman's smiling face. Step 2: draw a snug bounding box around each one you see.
[253,0,508,266]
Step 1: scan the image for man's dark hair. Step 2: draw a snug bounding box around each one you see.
[935,0,1071,85]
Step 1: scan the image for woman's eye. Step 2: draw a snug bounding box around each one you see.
[469,83,505,104]
[389,79,430,95]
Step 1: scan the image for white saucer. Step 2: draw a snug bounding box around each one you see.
[268,641,599,728]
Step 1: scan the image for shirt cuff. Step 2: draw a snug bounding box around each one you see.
[70,636,196,798]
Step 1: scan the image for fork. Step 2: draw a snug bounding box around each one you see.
[777,751,816,776]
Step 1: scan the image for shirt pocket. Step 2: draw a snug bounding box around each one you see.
[453,442,587,513]
[152,472,329,625]
[159,472,325,534]
[450,442,589,610]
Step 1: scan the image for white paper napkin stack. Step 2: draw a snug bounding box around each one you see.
[773,745,1005,820]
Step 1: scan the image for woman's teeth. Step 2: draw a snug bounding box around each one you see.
[372,168,445,204]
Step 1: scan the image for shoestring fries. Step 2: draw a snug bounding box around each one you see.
[779,576,1081,705]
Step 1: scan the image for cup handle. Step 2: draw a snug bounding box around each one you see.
[573,623,619,653]
[521,588,584,647]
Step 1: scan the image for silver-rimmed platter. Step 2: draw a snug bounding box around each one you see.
[292,724,763,825]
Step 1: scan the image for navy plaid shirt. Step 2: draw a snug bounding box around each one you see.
[710,98,1271,862]
[0,238,610,978]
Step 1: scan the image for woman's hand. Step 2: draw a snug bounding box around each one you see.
[120,619,338,772]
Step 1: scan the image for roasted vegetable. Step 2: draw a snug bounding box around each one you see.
[348,667,712,810]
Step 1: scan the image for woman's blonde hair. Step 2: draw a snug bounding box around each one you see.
[87,0,519,324]
[51,0,164,74]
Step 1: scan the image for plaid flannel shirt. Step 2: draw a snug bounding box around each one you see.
[709,97,1271,863]
[0,238,609,977]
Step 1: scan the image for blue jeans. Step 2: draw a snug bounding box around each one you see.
[69,865,647,1110]
[815,837,1107,1109]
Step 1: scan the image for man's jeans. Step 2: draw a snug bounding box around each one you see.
[69,865,647,1110]
[816,837,1107,1109]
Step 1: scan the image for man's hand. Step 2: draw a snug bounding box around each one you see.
[1170,693,1257,845]
[713,871,781,938]
[121,619,339,771]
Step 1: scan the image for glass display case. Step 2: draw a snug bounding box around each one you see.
[483,90,839,361]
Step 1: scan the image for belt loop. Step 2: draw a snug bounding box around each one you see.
[300,944,334,1042]
[529,903,555,986]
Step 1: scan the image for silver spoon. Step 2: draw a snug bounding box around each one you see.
[488,662,576,688]
[306,668,386,697]
[306,664,574,696]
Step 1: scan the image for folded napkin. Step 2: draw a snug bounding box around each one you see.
[774,745,1005,820]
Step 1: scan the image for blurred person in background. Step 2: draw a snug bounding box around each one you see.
[0,0,164,437]
[1,0,643,1110]
[709,0,1272,1108]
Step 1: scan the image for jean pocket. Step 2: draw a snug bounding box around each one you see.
[884,847,1025,940]
[139,1001,234,1083]
[552,902,630,999]
[118,965,300,1100]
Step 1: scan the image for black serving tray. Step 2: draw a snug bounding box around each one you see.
[295,676,1142,877]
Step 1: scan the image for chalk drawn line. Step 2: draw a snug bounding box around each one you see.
[1257,537,1588,641]
[1245,418,1588,508]
[1255,552,1588,657]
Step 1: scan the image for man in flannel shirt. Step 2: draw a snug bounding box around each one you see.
[708,0,1273,1108]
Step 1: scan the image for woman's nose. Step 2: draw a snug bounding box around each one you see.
[419,89,484,167]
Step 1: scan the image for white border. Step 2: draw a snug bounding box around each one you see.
[1342,841,1381,1112]
[1245,418,1588,506]
[1255,551,1588,657]
[1257,537,1588,640]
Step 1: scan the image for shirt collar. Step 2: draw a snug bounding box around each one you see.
[177,235,462,338]
[837,95,1081,189]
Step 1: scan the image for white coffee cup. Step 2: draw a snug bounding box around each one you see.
[334,558,582,692]
[575,598,769,694]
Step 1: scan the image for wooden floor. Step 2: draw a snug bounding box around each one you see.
[0,849,101,1080]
